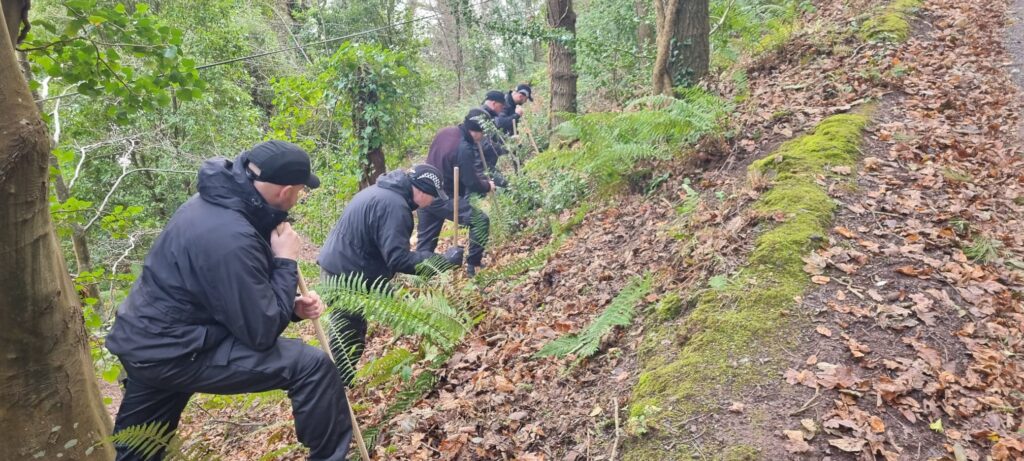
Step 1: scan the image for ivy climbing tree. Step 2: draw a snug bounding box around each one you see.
[273,41,426,189]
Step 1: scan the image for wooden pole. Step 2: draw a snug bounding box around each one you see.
[452,166,460,247]
[297,273,372,461]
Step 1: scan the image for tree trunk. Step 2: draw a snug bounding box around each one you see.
[353,66,385,189]
[635,0,654,51]
[0,4,115,460]
[49,155,102,311]
[546,0,577,129]
[652,0,708,95]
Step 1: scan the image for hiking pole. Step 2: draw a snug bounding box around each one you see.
[521,122,541,157]
[452,166,460,247]
[296,272,372,461]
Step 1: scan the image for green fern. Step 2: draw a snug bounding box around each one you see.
[535,274,652,359]
[356,347,417,387]
[474,236,565,287]
[363,370,439,449]
[318,273,469,351]
[325,315,362,386]
[109,422,213,460]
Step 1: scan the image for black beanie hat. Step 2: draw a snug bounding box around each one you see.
[484,90,505,103]
[464,108,490,133]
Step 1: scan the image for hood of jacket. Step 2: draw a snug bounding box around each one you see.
[197,153,288,238]
[376,169,418,210]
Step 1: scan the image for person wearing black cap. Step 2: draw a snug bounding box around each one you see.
[317,164,463,383]
[416,108,495,276]
[106,140,352,461]
[478,90,512,185]
[497,83,532,136]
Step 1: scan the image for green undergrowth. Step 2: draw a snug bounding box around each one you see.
[530,89,730,195]
[623,113,869,460]
[859,0,922,43]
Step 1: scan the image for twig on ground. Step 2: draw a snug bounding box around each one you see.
[611,396,620,460]
[788,388,822,416]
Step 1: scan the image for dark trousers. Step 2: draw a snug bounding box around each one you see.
[416,196,489,266]
[113,338,351,461]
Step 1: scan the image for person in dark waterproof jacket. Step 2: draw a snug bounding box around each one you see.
[497,83,532,136]
[317,164,462,384]
[478,90,509,183]
[416,108,495,277]
[106,141,351,461]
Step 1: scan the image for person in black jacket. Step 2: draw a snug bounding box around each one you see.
[417,108,495,276]
[106,141,350,461]
[497,83,532,136]
[317,164,462,383]
[479,90,509,180]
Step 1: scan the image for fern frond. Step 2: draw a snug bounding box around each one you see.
[475,236,565,287]
[109,422,188,461]
[363,370,439,449]
[318,273,468,351]
[356,347,416,387]
[535,274,652,359]
[325,315,362,385]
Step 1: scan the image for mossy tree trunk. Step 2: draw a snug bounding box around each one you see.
[0,3,115,459]
[546,0,577,129]
[652,0,709,95]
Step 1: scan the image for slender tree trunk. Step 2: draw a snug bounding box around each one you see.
[635,0,654,51]
[353,66,385,189]
[546,0,577,129]
[0,4,115,460]
[652,0,708,95]
[50,155,102,309]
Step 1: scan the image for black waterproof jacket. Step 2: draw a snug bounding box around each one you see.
[425,125,491,198]
[478,105,506,171]
[497,91,521,135]
[317,171,433,283]
[106,154,299,364]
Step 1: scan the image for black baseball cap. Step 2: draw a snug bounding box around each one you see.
[409,164,447,200]
[245,140,320,189]
[516,84,533,101]
[464,108,490,133]
[484,90,505,103]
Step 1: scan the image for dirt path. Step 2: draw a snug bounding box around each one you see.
[773,0,1024,459]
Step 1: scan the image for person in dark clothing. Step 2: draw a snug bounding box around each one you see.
[496,84,533,136]
[479,90,511,187]
[317,164,462,383]
[417,108,495,276]
[106,141,351,461]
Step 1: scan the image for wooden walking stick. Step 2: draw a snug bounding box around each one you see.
[452,166,460,247]
[297,272,372,461]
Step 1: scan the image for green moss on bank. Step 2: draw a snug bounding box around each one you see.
[623,113,868,460]
[859,0,922,43]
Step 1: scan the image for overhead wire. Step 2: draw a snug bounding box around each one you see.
[32,0,497,104]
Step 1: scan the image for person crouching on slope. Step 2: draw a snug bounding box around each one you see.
[317,164,463,384]
[106,141,353,461]
[417,108,495,277]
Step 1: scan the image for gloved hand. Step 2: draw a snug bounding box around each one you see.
[491,170,509,189]
[443,246,465,267]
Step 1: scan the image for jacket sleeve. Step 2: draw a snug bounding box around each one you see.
[458,143,492,195]
[377,205,431,275]
[196,235,297,351]
[494,112,519,134]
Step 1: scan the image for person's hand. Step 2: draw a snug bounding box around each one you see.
[489,180,496,193]
[294,290,325,320]
[443,246,465,266]
[515,106,524,116]
[271,222,301,261]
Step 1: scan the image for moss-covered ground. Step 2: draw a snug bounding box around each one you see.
[859,0,922,43]
[622,113,869,460]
